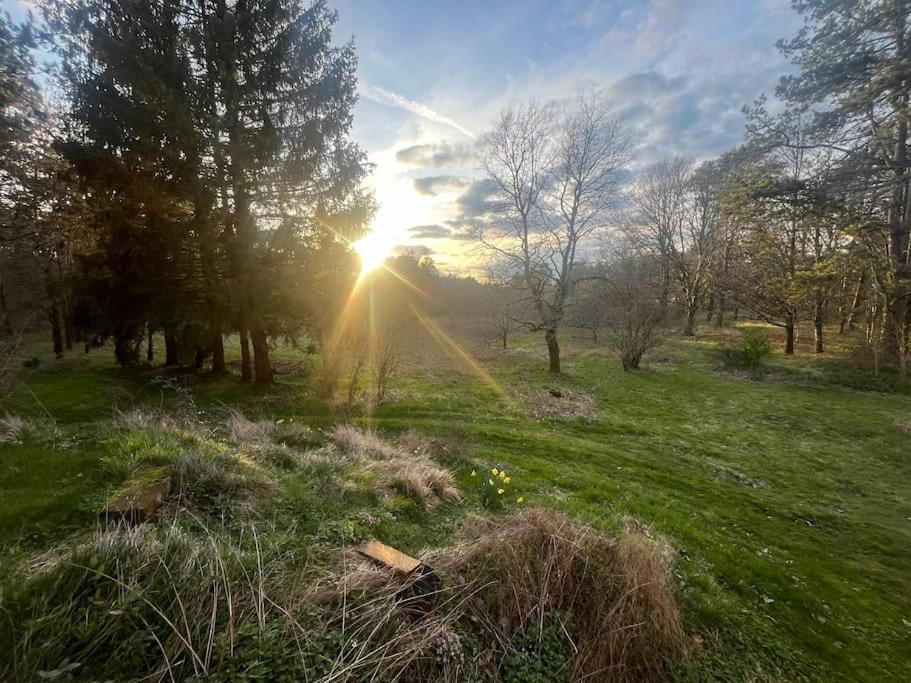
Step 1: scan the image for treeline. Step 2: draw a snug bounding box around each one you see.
[0,0,372,383]
[478,1,911,379]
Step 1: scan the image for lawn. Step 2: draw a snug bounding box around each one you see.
[1,323,909,681]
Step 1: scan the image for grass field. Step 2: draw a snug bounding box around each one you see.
[1,322,910,681]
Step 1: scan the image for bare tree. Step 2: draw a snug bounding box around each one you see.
[600,248,666,370]
[476,91,630,373]
[372,326,403,403]
[628,156,725,337]
[484,282,523,349]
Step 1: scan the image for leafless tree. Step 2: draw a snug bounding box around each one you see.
[372,326,403,403]
[599,248,666,370]
[476,90,630,373]
[484,281,525,349]
[628,156,726,337]
[344,334,369,409]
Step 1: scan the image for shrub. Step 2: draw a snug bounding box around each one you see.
[433,508,686,681]
[723,327,771,370]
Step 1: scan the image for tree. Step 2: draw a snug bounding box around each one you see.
[45,0,370,380]
[598,246,665,370]
[476,90,630,373]
[776,0,911,360]
[628,156,726,337]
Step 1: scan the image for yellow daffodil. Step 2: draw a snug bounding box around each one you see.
[492,468,499,476]
[471,469,476,477]
[499,471,507,479]
[504,477,511,484]
[517,497,524,503]
[497,488,504,495]
[488,479,495,485]
[276,418,285,424]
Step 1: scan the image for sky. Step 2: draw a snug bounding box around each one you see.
[5,0,804,276]
[328,0,804,276]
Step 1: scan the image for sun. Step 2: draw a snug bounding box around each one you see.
[353,231,394,276]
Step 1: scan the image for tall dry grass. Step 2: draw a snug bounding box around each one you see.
[433,507,687,681]
[331,426,459,505]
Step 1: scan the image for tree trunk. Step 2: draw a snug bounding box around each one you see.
[251,327,272,383]
[682,304,697,337]
[63,298,74,351]
[146,326,154,363]
[239,327,252,382]
[784,322,795,355]
[164,330,179,366]
[845,273,865,331]
[0,273,13,337]
[814,298,825,353]
[48,303,64,359]
[501,331,507,350]
[716,292,726,327]
[705,293,715,323]
[114,334,138,366]
[545,327,561,374]
[211,332,225,372]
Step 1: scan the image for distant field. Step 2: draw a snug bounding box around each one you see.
[1,322,910,681]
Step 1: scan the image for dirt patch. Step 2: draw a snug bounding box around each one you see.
[528,387,595,421]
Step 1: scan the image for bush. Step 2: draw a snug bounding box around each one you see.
[723,327,771,370]
[433,508,686,681]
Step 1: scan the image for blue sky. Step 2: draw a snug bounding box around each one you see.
[4,0,803,274]
[330,0,802,273]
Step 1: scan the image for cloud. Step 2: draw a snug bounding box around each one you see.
[392,244,432,257]
[413,175,473,196]
[408,224,452,239]
[360,83,477,139]
[455,178,500,219]
[395,142,478,168]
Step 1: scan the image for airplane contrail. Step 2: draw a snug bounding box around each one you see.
[360,83,476,139]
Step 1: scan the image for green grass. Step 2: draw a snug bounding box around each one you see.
[1,323,910,680]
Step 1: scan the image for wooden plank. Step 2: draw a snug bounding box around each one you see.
[357,539,421,573]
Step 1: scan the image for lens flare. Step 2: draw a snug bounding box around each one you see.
[353,232,393,277]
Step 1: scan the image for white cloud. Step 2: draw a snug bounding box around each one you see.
[360,83,477,140]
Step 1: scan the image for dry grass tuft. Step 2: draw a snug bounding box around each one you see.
[332,424,399,460]
[432,507,686,681]
[896,417,911,436]
[306,554,472,682]
[0,413,32,444]
[331,426,459,505]
[226,411,276,446]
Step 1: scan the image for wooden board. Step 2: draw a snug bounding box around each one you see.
[357,539,421,573]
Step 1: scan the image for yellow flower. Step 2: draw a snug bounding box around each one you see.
[488,479,495,486]
[517,497,524,503]
[471,470,476,477]
[497,488,505,495]
[491,468,499,476]
[504,477,511,484]
[499,471,507,479]
[276,418,285,424]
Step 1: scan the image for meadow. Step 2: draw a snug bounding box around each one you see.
[1,322,909,681]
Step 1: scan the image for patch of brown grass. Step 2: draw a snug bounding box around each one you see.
[896,417,911,436]
[331,426,459,505]
[398,428,466,460]
[528,388,595,421]
[432,507,686,681]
